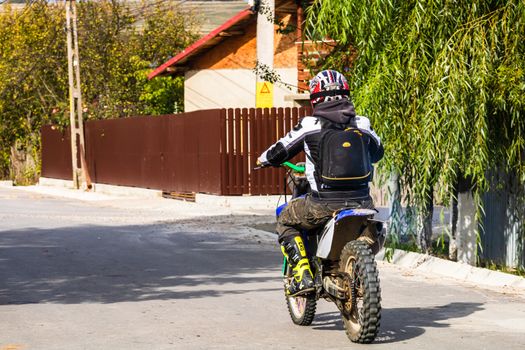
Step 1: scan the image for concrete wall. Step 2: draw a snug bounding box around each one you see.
[184,68,298,111]
[481,171,525,268]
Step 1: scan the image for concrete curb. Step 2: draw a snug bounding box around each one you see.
[38,178,282,211]
[0,180,13,187]
[195,193,282,211]
[38,177,162,199]
[38,177,73,189]
[376,248,525,291]
[91,183,162,198]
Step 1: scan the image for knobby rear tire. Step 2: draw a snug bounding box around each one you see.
[339,240,381,343]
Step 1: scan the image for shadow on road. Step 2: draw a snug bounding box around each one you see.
[0,218,282,305]
[311,302,484,343]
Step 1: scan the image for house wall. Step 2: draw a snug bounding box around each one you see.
[273,14,297,69]
[273,67,298,106]
[184,68,297,112]
[191,14,297,70]
[192,21,257,70]
[185,13,300,111]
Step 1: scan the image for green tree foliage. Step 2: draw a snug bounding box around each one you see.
[0,0,199,180]
[0,1,66,180]
[305,0,525,250]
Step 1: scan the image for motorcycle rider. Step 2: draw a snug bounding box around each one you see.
[257,70,384,296]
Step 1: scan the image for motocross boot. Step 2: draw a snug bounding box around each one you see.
[281,235,315,296]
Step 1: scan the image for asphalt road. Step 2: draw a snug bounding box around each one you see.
[1,186,525,350]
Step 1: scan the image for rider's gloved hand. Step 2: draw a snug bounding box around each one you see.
[255,158,267,169]
[256,158,270,167]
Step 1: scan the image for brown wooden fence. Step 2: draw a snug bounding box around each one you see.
[41,107,311,195]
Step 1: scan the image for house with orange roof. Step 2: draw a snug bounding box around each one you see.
[148,0,330,112]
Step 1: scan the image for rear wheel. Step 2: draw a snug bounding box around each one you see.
[339,240,381,343]
[284,264,316,326]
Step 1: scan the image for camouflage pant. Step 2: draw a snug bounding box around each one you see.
[276,194,374,243]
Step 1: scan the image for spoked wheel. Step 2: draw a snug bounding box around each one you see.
[284,265,316,326]
[339,240,381,343]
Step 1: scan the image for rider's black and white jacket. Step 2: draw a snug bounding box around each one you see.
[257,99,384,201]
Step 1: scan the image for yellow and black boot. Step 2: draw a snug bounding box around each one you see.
[281,236,315,296]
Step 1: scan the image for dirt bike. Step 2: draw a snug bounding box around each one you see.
[277,161,386,344]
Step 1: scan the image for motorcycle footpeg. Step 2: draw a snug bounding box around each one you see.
[287,287,316,297]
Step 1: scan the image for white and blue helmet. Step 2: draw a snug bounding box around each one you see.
[309,70,350,106]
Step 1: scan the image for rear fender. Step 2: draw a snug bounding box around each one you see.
[316,209,375,259]
[316,218,336,259]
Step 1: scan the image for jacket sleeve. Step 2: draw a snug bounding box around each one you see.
[369,140,384,164]
[355,116,384,164]
[258,116,319,166]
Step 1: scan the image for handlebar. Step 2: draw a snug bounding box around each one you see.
[253,161,305,173]
[282,161,305,173]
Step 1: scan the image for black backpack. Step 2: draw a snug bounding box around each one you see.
[318,126,372,188]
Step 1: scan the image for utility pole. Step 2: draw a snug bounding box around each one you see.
[65,0,91,190]
[255,0,275,108]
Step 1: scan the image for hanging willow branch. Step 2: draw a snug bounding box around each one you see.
[306,0,525,249]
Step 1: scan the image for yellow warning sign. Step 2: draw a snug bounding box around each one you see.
[260,83,271,94]
[256,82,273,108]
